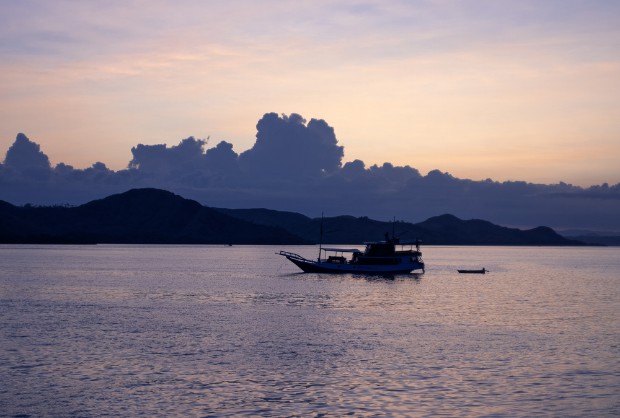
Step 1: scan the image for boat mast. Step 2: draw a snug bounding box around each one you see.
[318,212,324,262]
[392,216,396,242]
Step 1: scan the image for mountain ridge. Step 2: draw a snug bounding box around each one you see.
[215,208,586,246]
[0,188,304,244]
[0,188,587,245]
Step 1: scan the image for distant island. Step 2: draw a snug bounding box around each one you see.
[0,188,590,246]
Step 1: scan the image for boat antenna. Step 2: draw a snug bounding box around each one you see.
[318,212,324,262]
[392,216,396,241]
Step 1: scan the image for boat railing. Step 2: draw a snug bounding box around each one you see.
[277,250,311,263]
[395,250,422,256]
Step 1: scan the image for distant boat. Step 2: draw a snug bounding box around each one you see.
[457,268,488,274]
[278,237,425,274]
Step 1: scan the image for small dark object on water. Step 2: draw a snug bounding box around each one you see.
[457,268,488,274]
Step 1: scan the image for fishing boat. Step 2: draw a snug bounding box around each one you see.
[457,268,487,274]
[278,236,425,274]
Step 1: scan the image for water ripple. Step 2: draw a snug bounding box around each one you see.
[1,245,619,416]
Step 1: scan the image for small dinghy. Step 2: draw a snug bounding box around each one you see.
[457,268,488,274]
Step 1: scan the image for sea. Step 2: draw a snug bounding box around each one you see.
[1,244,619,417]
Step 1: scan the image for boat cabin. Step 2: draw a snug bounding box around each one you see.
[363,242,396,256]
[327,255,347,264]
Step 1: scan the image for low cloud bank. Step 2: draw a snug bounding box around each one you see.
[2,113,619,232]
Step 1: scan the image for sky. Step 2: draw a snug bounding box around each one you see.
[1,0,619,187]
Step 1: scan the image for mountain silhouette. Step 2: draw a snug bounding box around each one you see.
[0,188,304,244]
[215,209,586,246]
[0,188,587,245]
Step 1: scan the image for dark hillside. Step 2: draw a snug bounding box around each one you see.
[0,188,587,245]
[414,214,583,245]
[219,209,586,246]
[0,189,305,244]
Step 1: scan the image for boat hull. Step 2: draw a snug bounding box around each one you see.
[286,255,424,274]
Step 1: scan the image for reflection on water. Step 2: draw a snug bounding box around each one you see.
[1,245,619,416]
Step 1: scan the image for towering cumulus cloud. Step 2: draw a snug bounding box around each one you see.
[3,133,51,180]
[1,113,619,232]
[239,113,344,180]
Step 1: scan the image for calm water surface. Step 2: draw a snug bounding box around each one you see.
[1,245,619,416]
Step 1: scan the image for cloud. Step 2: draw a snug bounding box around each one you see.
[1,113,619,232]
[239,113,344,180]
[4,133,51,173]
[129,136,207,174]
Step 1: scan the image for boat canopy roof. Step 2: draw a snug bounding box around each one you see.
[363,240,421,245]
[321,247,360,253]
